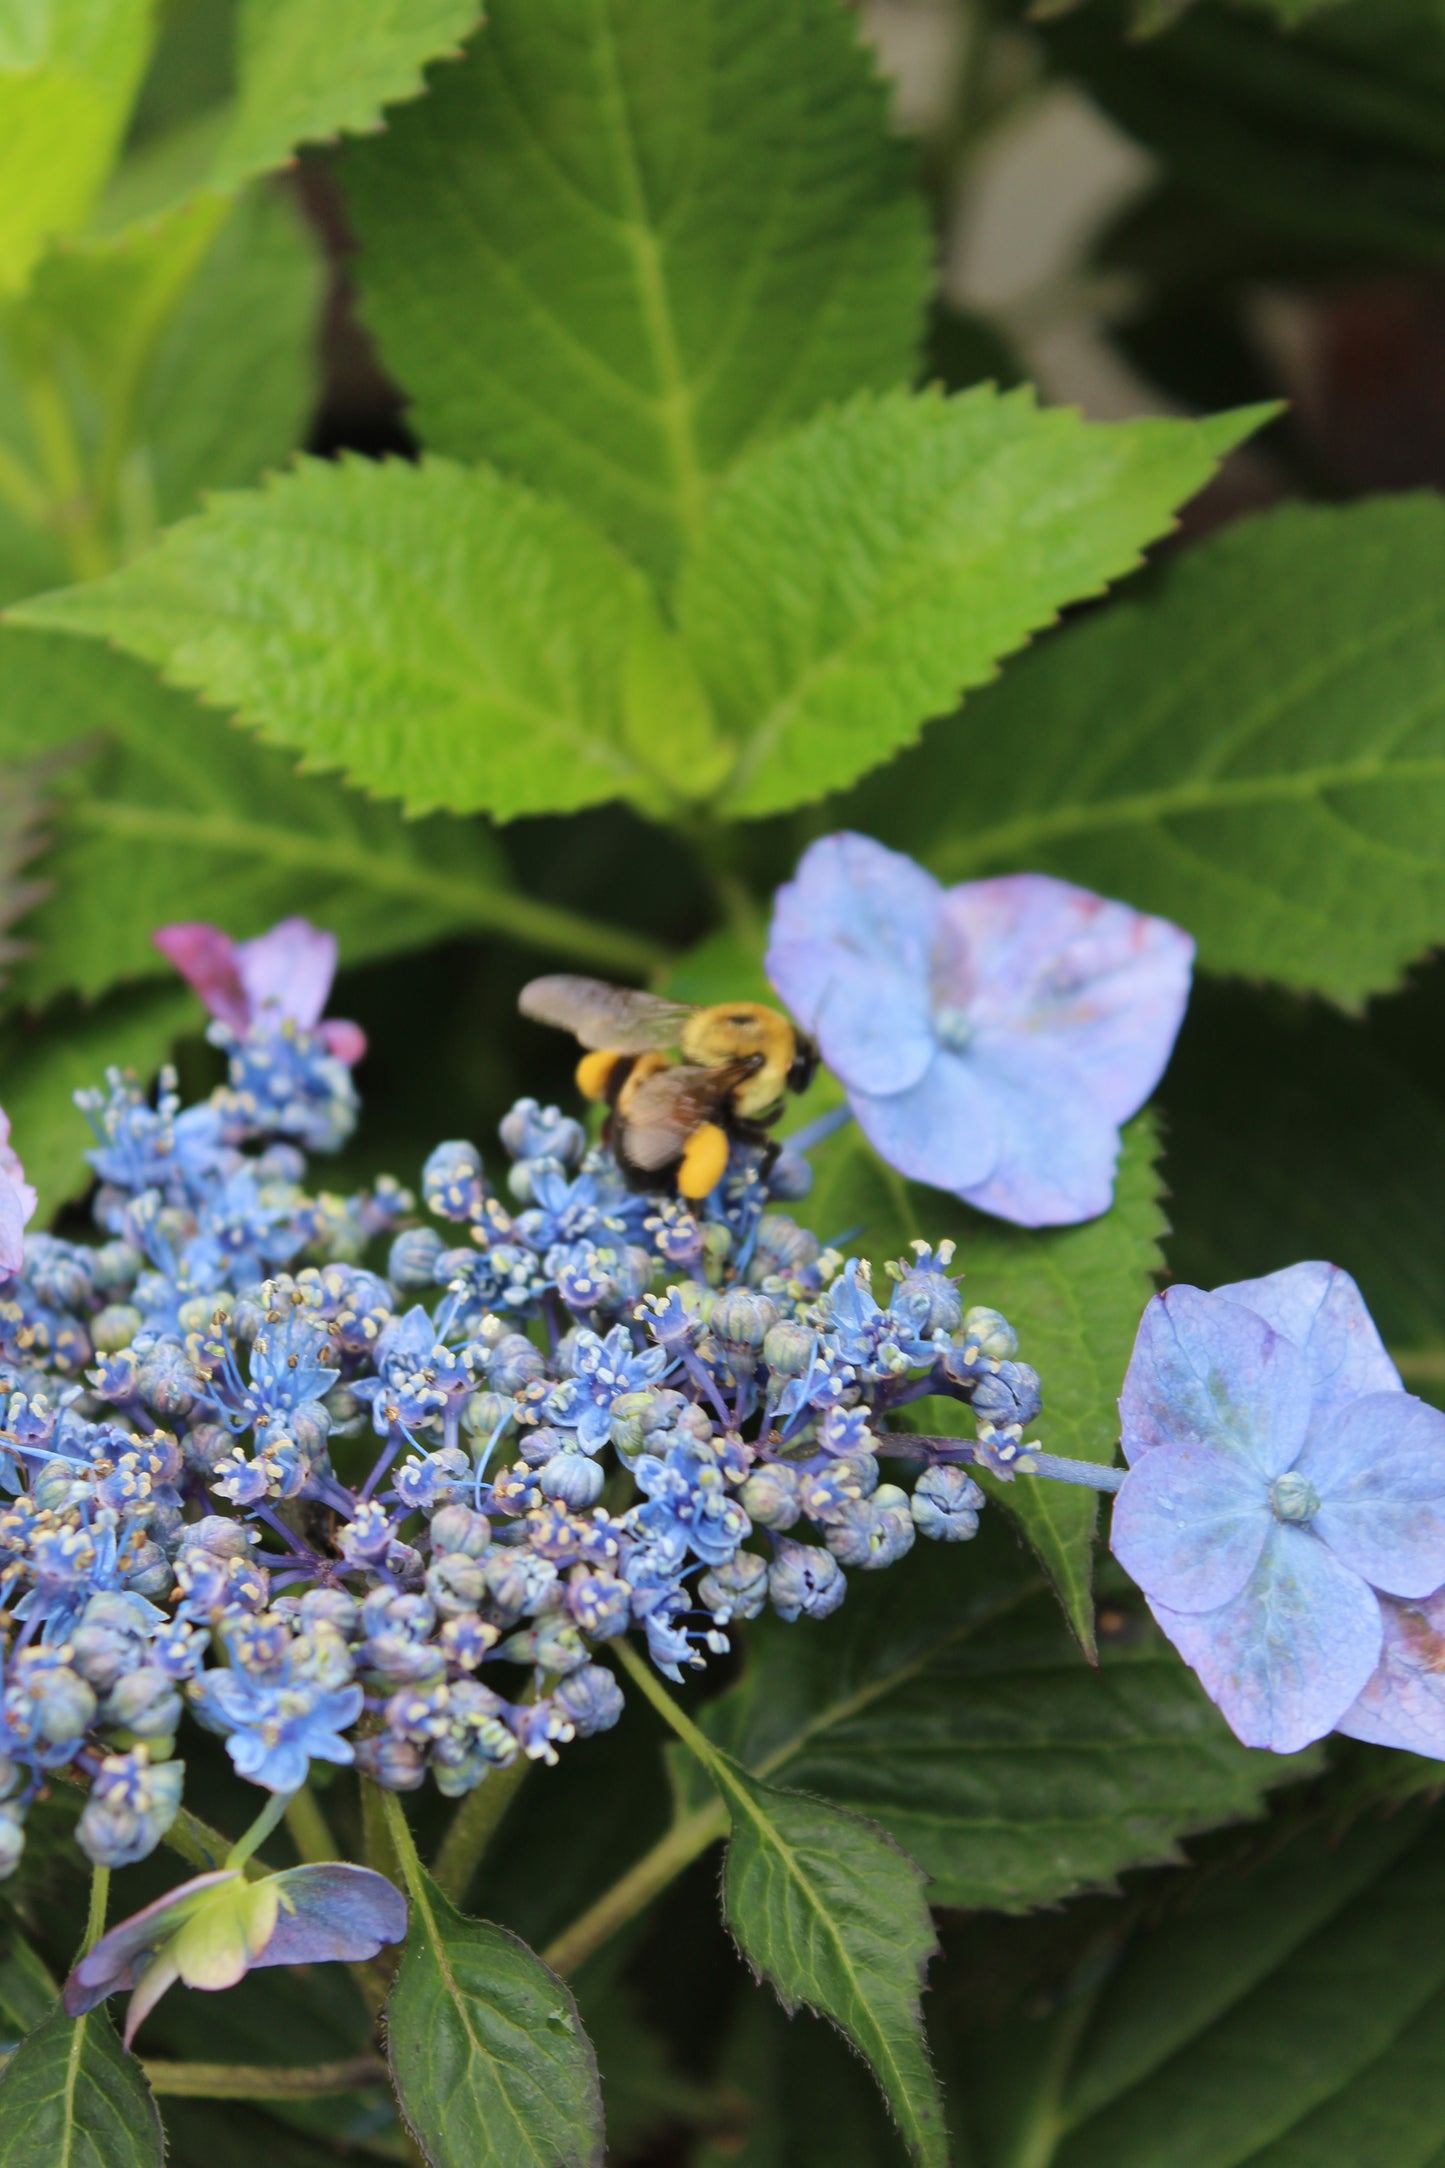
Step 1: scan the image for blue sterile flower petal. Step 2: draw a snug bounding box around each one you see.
[1151,1522,1384,1753]
[251,1863,407,1967]
[64,1870,239,2015]
[1298,1392,1445,1599]
[767,833,939,1094]
[1215,1260,1403,1404]
[1110,1443,1272,1614]
[766,834,1192,1227]
[1119,1285,1314,1476]
[1336,1589,1445,1758]
[848,1057,999,1194]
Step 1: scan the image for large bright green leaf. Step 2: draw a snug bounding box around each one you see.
[342,0,931,584]
[0,632,514,1006]
[0,983,195,1224]
[955,1803,1445,2168]
[10,456,720,821]
[721,1772,947,2168]
[0,749,54,990]
[385,1864,604,2168]
[207,0,480,195]
[861,496,1445,1005]
[690,1525,1311,1913]
[0,0,155,298]
[681,389,1265,818]
[798,1116,1167,1653]
[0,2000,163,2168]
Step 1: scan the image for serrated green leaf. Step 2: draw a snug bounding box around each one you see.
[342,0,931,584]
[861,497,1445,1005]
[797,1116,1166,1652]
[955,1803,1445,2168]
[0,750,55,990]
[9,455,711,822]
[207,0,480,195]
[384,1864,604,2168]
[0,1931,59,2041]
[0,983,195,1224]
[721,1772,947,2168]
[692,1525,1312,1913]
[0,631,514,1007]
[0,2000,163,2168]
[679,388,1265,818]
[0,1,155,298]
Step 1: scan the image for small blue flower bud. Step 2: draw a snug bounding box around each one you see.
[91,1304,142,1354]
[488,1334,545,1393]
[972,1360,1042,1430]
[135,1344,199,1419]
[962,1306,1018,1361]
[765,1149,813,1201]
[539,1450,606,1509]
[484,1549,559,1620]
[911,1464,984,1542]
[76,1752,183,1868]
[553,1663,624,1737]
[565,1569,631,1639]
[740,1462,801,1531]
[356,1733,427,1790]
[800,1451,880,1523]
[388,1224,446,1290]
[762,1320,815,1377]
[430,1504,492,1557]
[0,1803,24,1878]
[698,1550,769,1621]
[91,1239,143,1295]
[498,1611,589,1674]
[104,1667,182,1741]
[423,1139,486,1223]
[768,1538,846,1623]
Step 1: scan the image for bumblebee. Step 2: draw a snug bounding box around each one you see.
[518,975,818,1200]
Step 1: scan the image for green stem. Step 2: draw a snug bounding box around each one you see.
[21,367,110,582]
[225,1788,296,1871]
[432,1755,532,1907]
[541,1798,726,1978]
[377,1787,427,1906]
[80,1863,110,1959]
[284,1784,340,1865]
[0,439,51,529]
[141,2054,387,2100]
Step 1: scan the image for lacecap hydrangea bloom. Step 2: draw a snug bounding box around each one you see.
[766,832,1193,1227]
[0,913,1089,1890]
[1111,1262,1445,1754]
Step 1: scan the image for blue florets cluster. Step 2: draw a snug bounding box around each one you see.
[0,1012,1040,1881]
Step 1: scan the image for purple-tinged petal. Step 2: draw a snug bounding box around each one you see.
[319,1018,368,1066]
[766,833,939,1094]
[849,1053,999,1194]
[1119,1284,1313,1477]
[1298,1392,1445,1599]
[256,1864,407,1967]
[0,1171,28,1277]
[123,1951,183,2050]
[1149,1522,1382,1753]
[932,874,1194,1124]
[236,917,337,1030]
[1111,1443,1270,1613]
[948,1033,1123,1226]
[1336,1588,1445,1759]
[153,922,249,1031]
[64,1870,239,2015]
[1216,1260,1402,1403]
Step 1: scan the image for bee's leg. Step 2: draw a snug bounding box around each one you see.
[576,1049,627,1102]
[678,1122,730,1200]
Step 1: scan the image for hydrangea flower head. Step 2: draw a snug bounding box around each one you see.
[153,916,366,1066]
[765,833,1193,1226]
[0,1108,36,1279]
[1111,1261,1445,1753]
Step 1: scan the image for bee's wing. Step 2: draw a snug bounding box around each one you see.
[620,1060,760,1171]
[518,975,694,1053]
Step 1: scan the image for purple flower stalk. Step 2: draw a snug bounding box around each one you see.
[765,832,1193,1226]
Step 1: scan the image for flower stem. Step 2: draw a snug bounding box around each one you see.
[225,1788,297,1871]
[431,1756,532,1906]
[284,1783,340,1864]
[142,2054,387,2099]
[541,1798,727,1978]
[81,1863,110,1959]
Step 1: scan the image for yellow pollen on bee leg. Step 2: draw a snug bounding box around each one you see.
[575,1051,616,1102]
[678,1123,730,1200]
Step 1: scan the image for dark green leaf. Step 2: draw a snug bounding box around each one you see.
[385,1864,604,2168]
[0,1931,58,2040]
[343,0,931,584]
[680,389,1265,817]
[0,632,512,1007]
[718,1768,946,2168]
[0,2001,163,2168]
[0,983,195,1223]
[694,1987,900,2168]
[955,1802,1445,2168]
[798,1116,1167,1651]
[0,748,55,990]
[10,456,718,822]
[860,496,1445,1005]
[694,1524,1313,1913]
